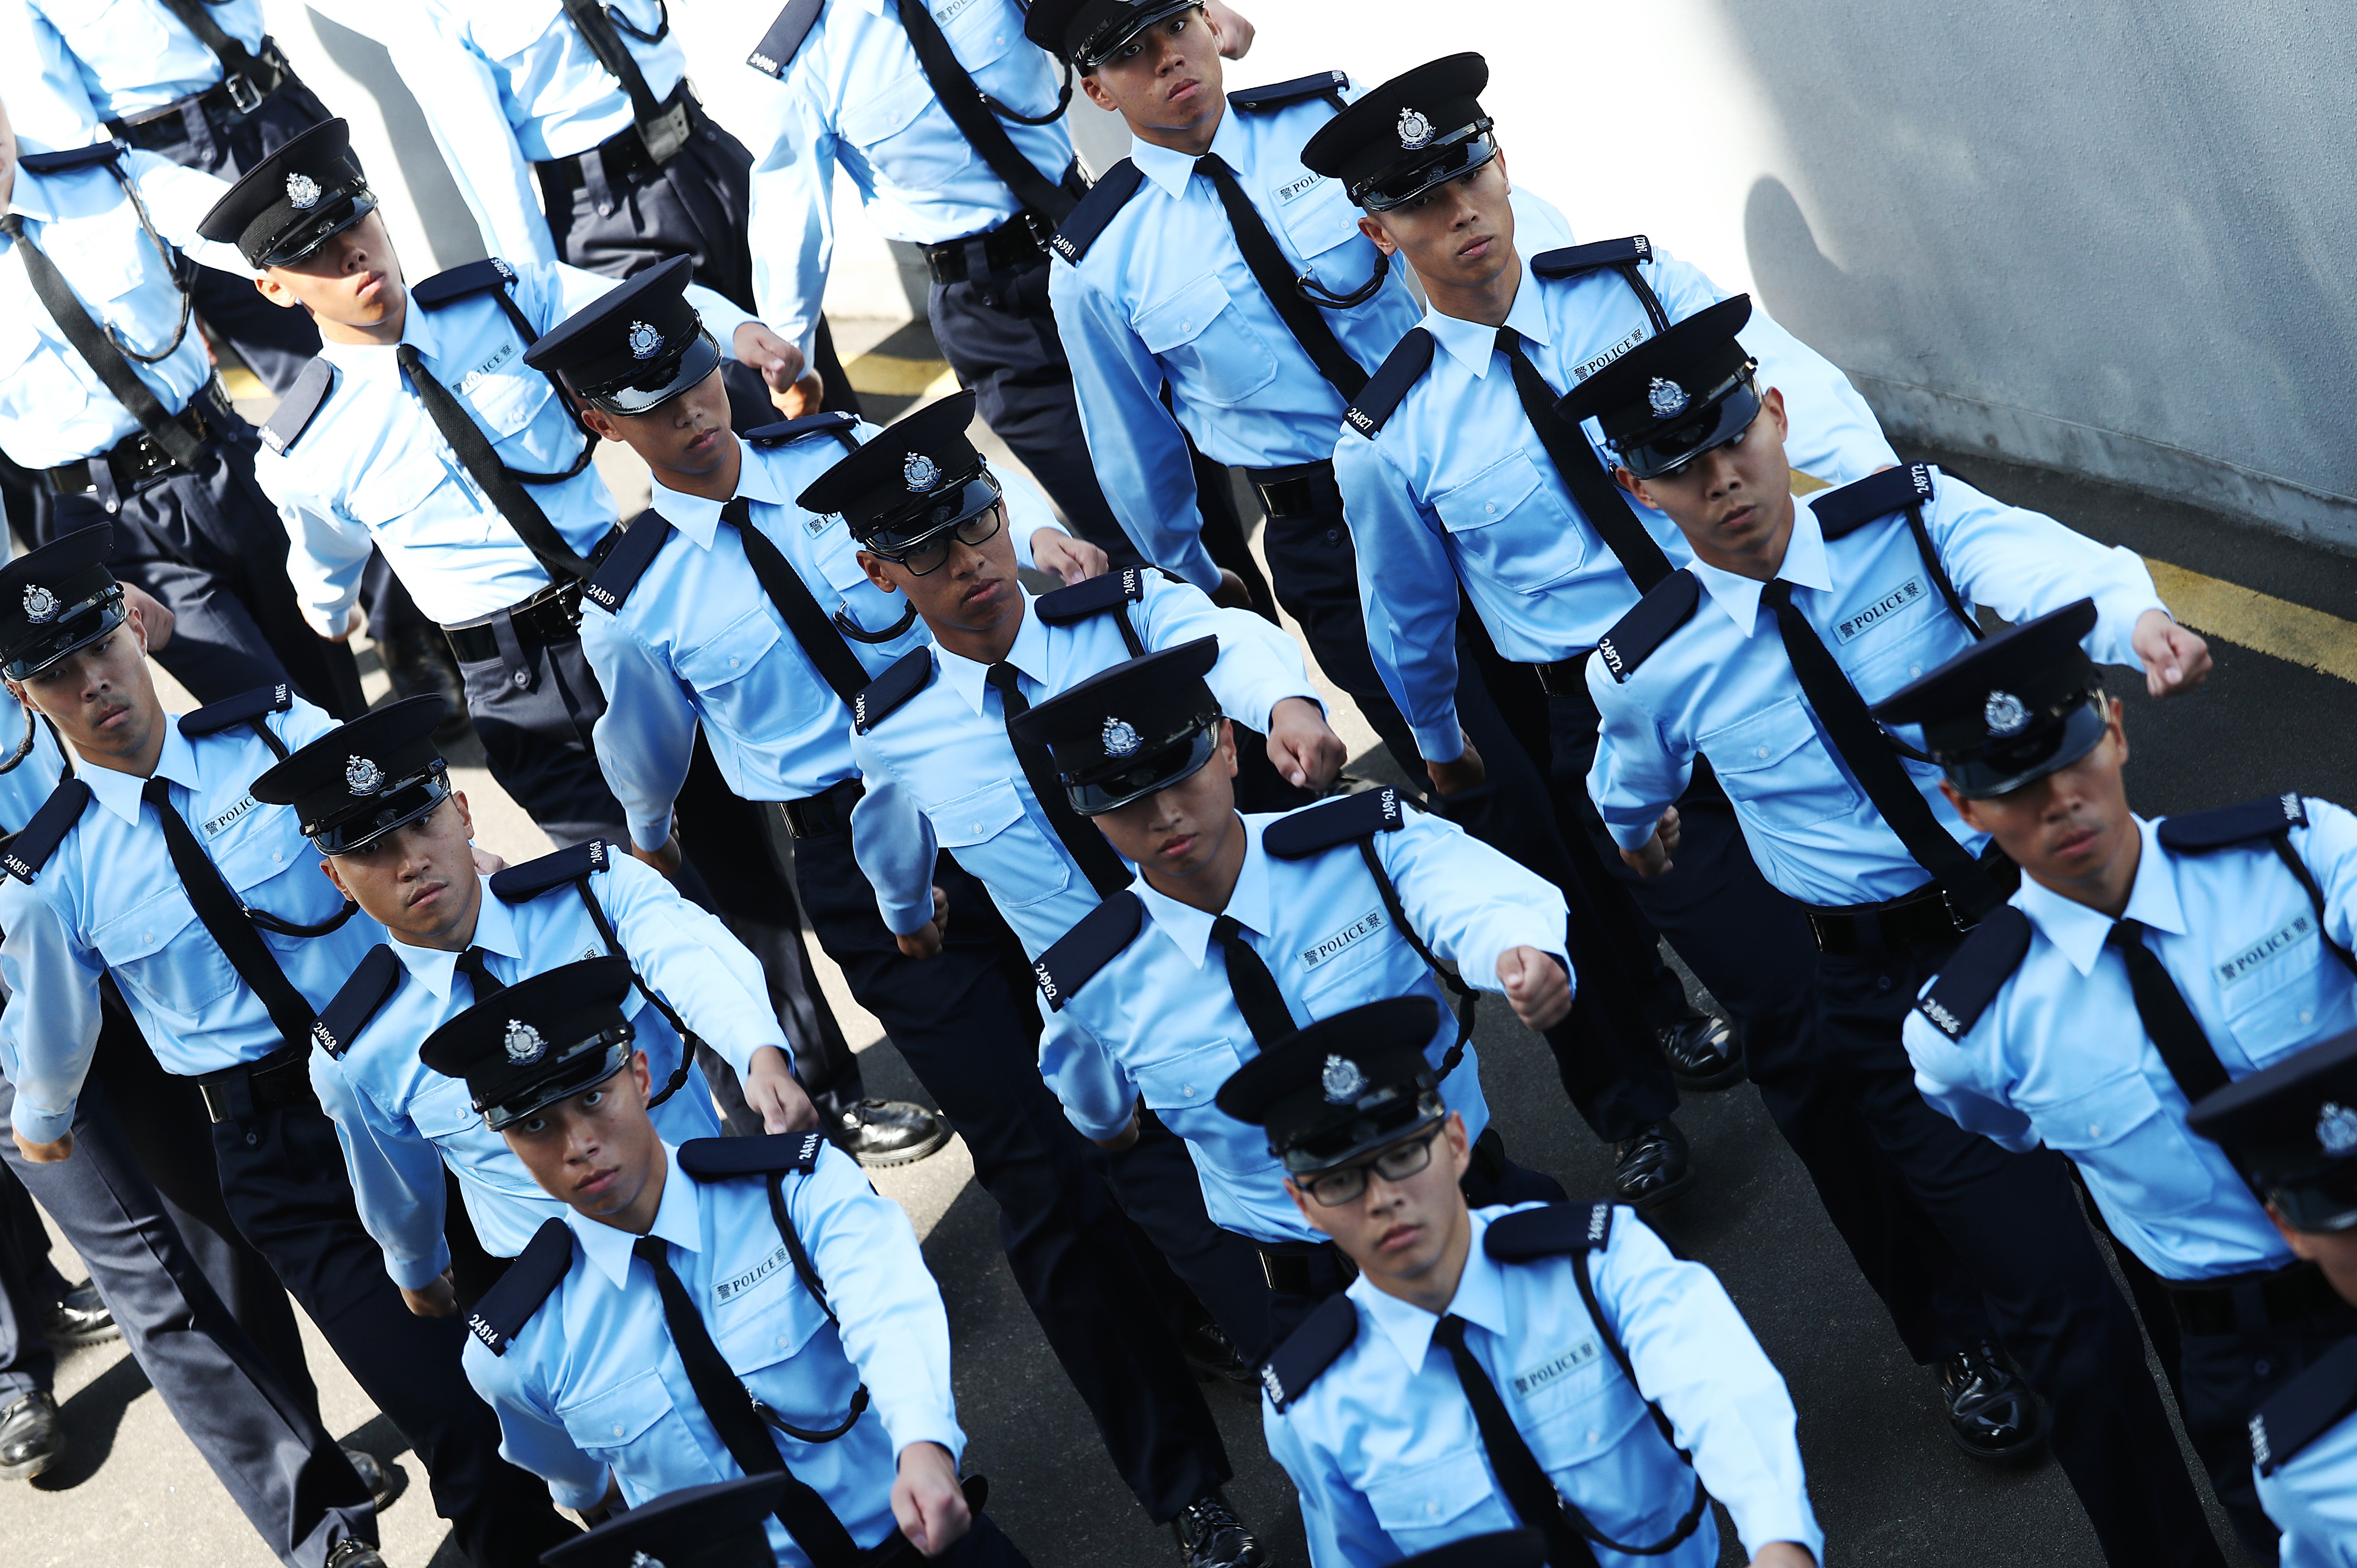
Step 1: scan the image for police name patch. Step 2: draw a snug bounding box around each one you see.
[1834,577,1926,643]
[1510,1337,1598,1398]
[1570,327,1647,386]
[203,795,258,837]
[1273,172,1325,205]
[1299,907,1386,971]
[455,340,517,399]
[714,1244,790,1303]
[2217,914,2315,987]
[931,0,981,23]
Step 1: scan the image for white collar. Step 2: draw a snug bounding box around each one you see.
[389,880,517,1000]
[1132,815,1267,968]
[650,439,790,553]
[1130,107,1243,202]
[935,593,1045,717]
[1423,256,1549,380]
[569,1143,702,1292]
[2017,815,2183,978]
[83,720,199,826]
[1350,1208,1511,1371]
[1686,500,1834,636]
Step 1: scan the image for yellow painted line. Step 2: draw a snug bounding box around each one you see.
[844,353,960,400]
[2146,557,2357,687]
[1788,468,1830,495]
[219,365,271,404]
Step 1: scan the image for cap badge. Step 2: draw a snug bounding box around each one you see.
[285,172,321,211]
[21,585,57,625]
[344,755,385,795]
[503,1020,547,1065]
[629,1554,665,1568]
[1646,377,1689,419]
[1101,717,1142,758]
[903,451,942,492]
[1321,1053,1367,1105]
[1983,689,2031,737]
[2319,1101,2357,1158]
[626,321,663,360]
[1396,107,1435,150]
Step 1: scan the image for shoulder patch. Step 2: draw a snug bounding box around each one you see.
[179,683,293,738]
[1593,569,1701,683]
[1033,890,1144,1011]
[2158,794,2310,854]
[1,778,93,884]
[1262,786,1406,860]
[1260,1291,1358,1413]
[1048,159,1146,265]
[466,1217,573,1356]
[1227,70,1350,113]
[17,143,126,175]
[1529,236,1654,279]
[1914,906,2034,1042]
[1812,462,1937,541]
[745,0,823,77]
[852,646,934,734]
[259,359,335,455]
[2252,1336,2357,1477]
[1342,328,1436,439]
[745,411,860,450]
[1483,1200,1616,1261]
[579,512,674,615]
[677,1130,828,1181]
[314,945,402,1060]
[1034,566,1150,627]
[490,839,612,903]
[410,257,518,312]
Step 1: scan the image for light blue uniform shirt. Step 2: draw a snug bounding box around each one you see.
[1264,1203,1821,1568]
[464,1138,966,1562]
[0,151,251,468]
[0,696,391,1144]
[308,855,792,1287]
[744,0,1072,361]
[579,430,1060,851]
[0,0,264,155]
[2259,1401,2357,1568]
[0,691,67,834]
[1339,231,1897,762]
[1048,806,1566,1241]
[1586,473,2164,908]
[1902,807,2357,1281]
[1048,86,1422,589]
[255,261,755,632]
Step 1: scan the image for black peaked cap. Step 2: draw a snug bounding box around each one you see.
[1555,295,1758,479]
[2187,1028,2357,1233]
[419,958,639,1131]
[1007,638,1221,814]
[540,1474,787,1568]
[1218,996,1444,1171]
[796,390,994,550]
[522,256,717,416]
[198,117,377,268]
[1023,0,1200,68]
[251,695,452,855]
[1300,53,1494,210]
[0,527,123,680]
[1871,600,2107,799]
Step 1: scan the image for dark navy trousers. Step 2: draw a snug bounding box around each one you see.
[0,1163,68,1406]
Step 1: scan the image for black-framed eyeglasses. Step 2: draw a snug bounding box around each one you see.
[866,504,1005,576]
[1299,1121,1445,1207]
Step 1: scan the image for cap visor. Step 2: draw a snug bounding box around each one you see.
[7,595,126,681]
[1356,130,1497,211]
[1621,380,1761,480]
[2268,1168,2357,1234]
[1948,695,2108,800]
[585,332,722,417]
[1283,1103,1443,1175]
[1072,725,1219,815]
[1078,0,1199,66]
[262,190,378,268]
[481,1041,631,1131]
[863,475,1002,554]
[315,773,451,856]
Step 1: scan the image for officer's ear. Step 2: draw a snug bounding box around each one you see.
[857,549,902,597]
[254,270,305,314]
[1357,213,1398,257]
[320,857,353,902]
[2,679,22,709]
[1939,778,1984,835]
[574,393,621,445]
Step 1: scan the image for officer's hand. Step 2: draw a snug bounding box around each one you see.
[1211,568,1255,611]
[401,1270,459,1319]
[1267,697,1346,790]
[120,582,174,651]
[1425,739,1486,797]
[1496,945,1572,1031]
[1093,1100,1143,1152]
[2133,609,2212,697]
[1747,1544,1816,1568]
[745,1046,820,1134]
[1204,0,1256,57]
[577,1472,625,1528]
[1620,807,1680,878]
[732,323,807,399]
[896,887,952,959]
[13,1130,73,1164]
[890,1441,972,1557]
[1029,528,1108,586]
[470,845,508,877]
[773,371,826,420]
[629,833,685,885]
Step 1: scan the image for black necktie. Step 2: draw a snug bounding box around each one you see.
[892,0,1078,225]
[553,0,689,160]
[1210,914,1296,1047]
[720,497,872,710]
[454,946,506,1002]
[985,662,1133,899]
[396,344,594,583]
[632,1236,862,1565]
[142,777,322,1052]
[2107,920,2233,1104]
[1758,579,2003,920]
[1193,152,1367,400]
[1495,326,1672,593]
[1431,1315,1600,1568]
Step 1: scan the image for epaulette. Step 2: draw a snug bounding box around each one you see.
[1259,1291,1357,1413]
[745,411,860,450]
[1031,891,1143,1011]
[18,143,125,174]
[2251,1338,2357,1477]
[1592,569,1700,683]
[852,647,934,734]
[745,0,823,78]
[465,1218,573,1357]
[1530,236,1654,279]
[1484,1200,1616,1262]
[179,682,292,737]
[1263,786,1406,859]
[259,359,334,455]
[1913,906,2034,1042]
[2158,794,2309,853]
[314,945,403,1060]
[1342,328,1435,439]
[1034,566,1150,626]
[1,779,93,884]
[677,1130,827,1181]
[411,257,518,311]
[580,513,674,615]
[1227,71,1349,113]
[1812,462,1937,541]
[1048,159,1146,265]
[490,839,612,902]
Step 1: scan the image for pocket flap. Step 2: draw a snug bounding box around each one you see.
[1135,274,1235,356]
[1703,706,1818,776]
[929,778,1028,849]
[2034,1072,2166,1153]
[558,1368,673,1448]
[1432,451,1546,533]
[674,609,784,692]
[1366,1451,1495,1532]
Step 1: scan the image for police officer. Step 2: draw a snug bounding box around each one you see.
[1574,305,2223,1564]
[436,959,1033,1567]
[2186,1033,2357,1568]
[0,530,578,1566]
[1008,643,1572,1354]
[1234,999,1823,1568]
[542,1473,790,1568]
[1888,605,2357,1556]
[246,694,816,1305]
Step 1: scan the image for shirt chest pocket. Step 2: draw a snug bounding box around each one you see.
[1134,274,1280,409]
[1701,701,1857,832]
[1363,1449,1498,1539]
[929,778,1071,907]
[1128,1036,1251,1119]
[44,223,164,319]
[344,447,450,530]
[1431,451,1592,594]
[840,65,971,193]
[1275,179,1366,264]
[44,0,176,62]
[2216,911,2355,1058]
[674,607,784,695]
[711,1246,830,1372]
[557,1368,691,1462]
[457,356,556,446]
[95,888,239,1021]
[2028,1070,2219,1217]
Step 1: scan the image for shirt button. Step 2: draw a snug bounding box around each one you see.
[611,1422,624,1437]
[729,657,740,667]
[272,851,283,863]
[776,1333,790,1348]
[2301,1009,2314,1024]
[971,821,984,835]
[1910,665,1923,677]
[142,933,153,944]
[1756,745,1769,759]
[1181,1084,1196,1097]
[2088,1121,2103,1138]
[1485,503,1496,514]
[1425,1502,1438,1516]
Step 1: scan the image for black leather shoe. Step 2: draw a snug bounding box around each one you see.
[324,1539,389,1568]
[1612,1121,1694,1209]
[42,1280,117,1348]
[1937,1342,2049,1465]
[1172,1490,1266,1568]
[0,1391,63,1482]
[343,1447,402,1511]
[1181,1318,1256,1387]
[836,1099,951,1167]
[380,625,470,743]
[1659,1013,1745,1091]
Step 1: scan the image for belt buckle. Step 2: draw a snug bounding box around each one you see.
[1017,210,1053,250]
[225,72,263,116]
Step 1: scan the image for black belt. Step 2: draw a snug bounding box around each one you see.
[534,85,701,193]
[108,43,289,146]
[1255,1239,1355,1297]
[2166,1259,2352,1336]
[1534,656,1588,700]
[920,210,1055,285]
[46,380,230,497]
[1805,848,2020,957]
[443,582,586,665]
[194,1040,315,1125]
[781,777,865,841]
[1245,460,1337,523]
